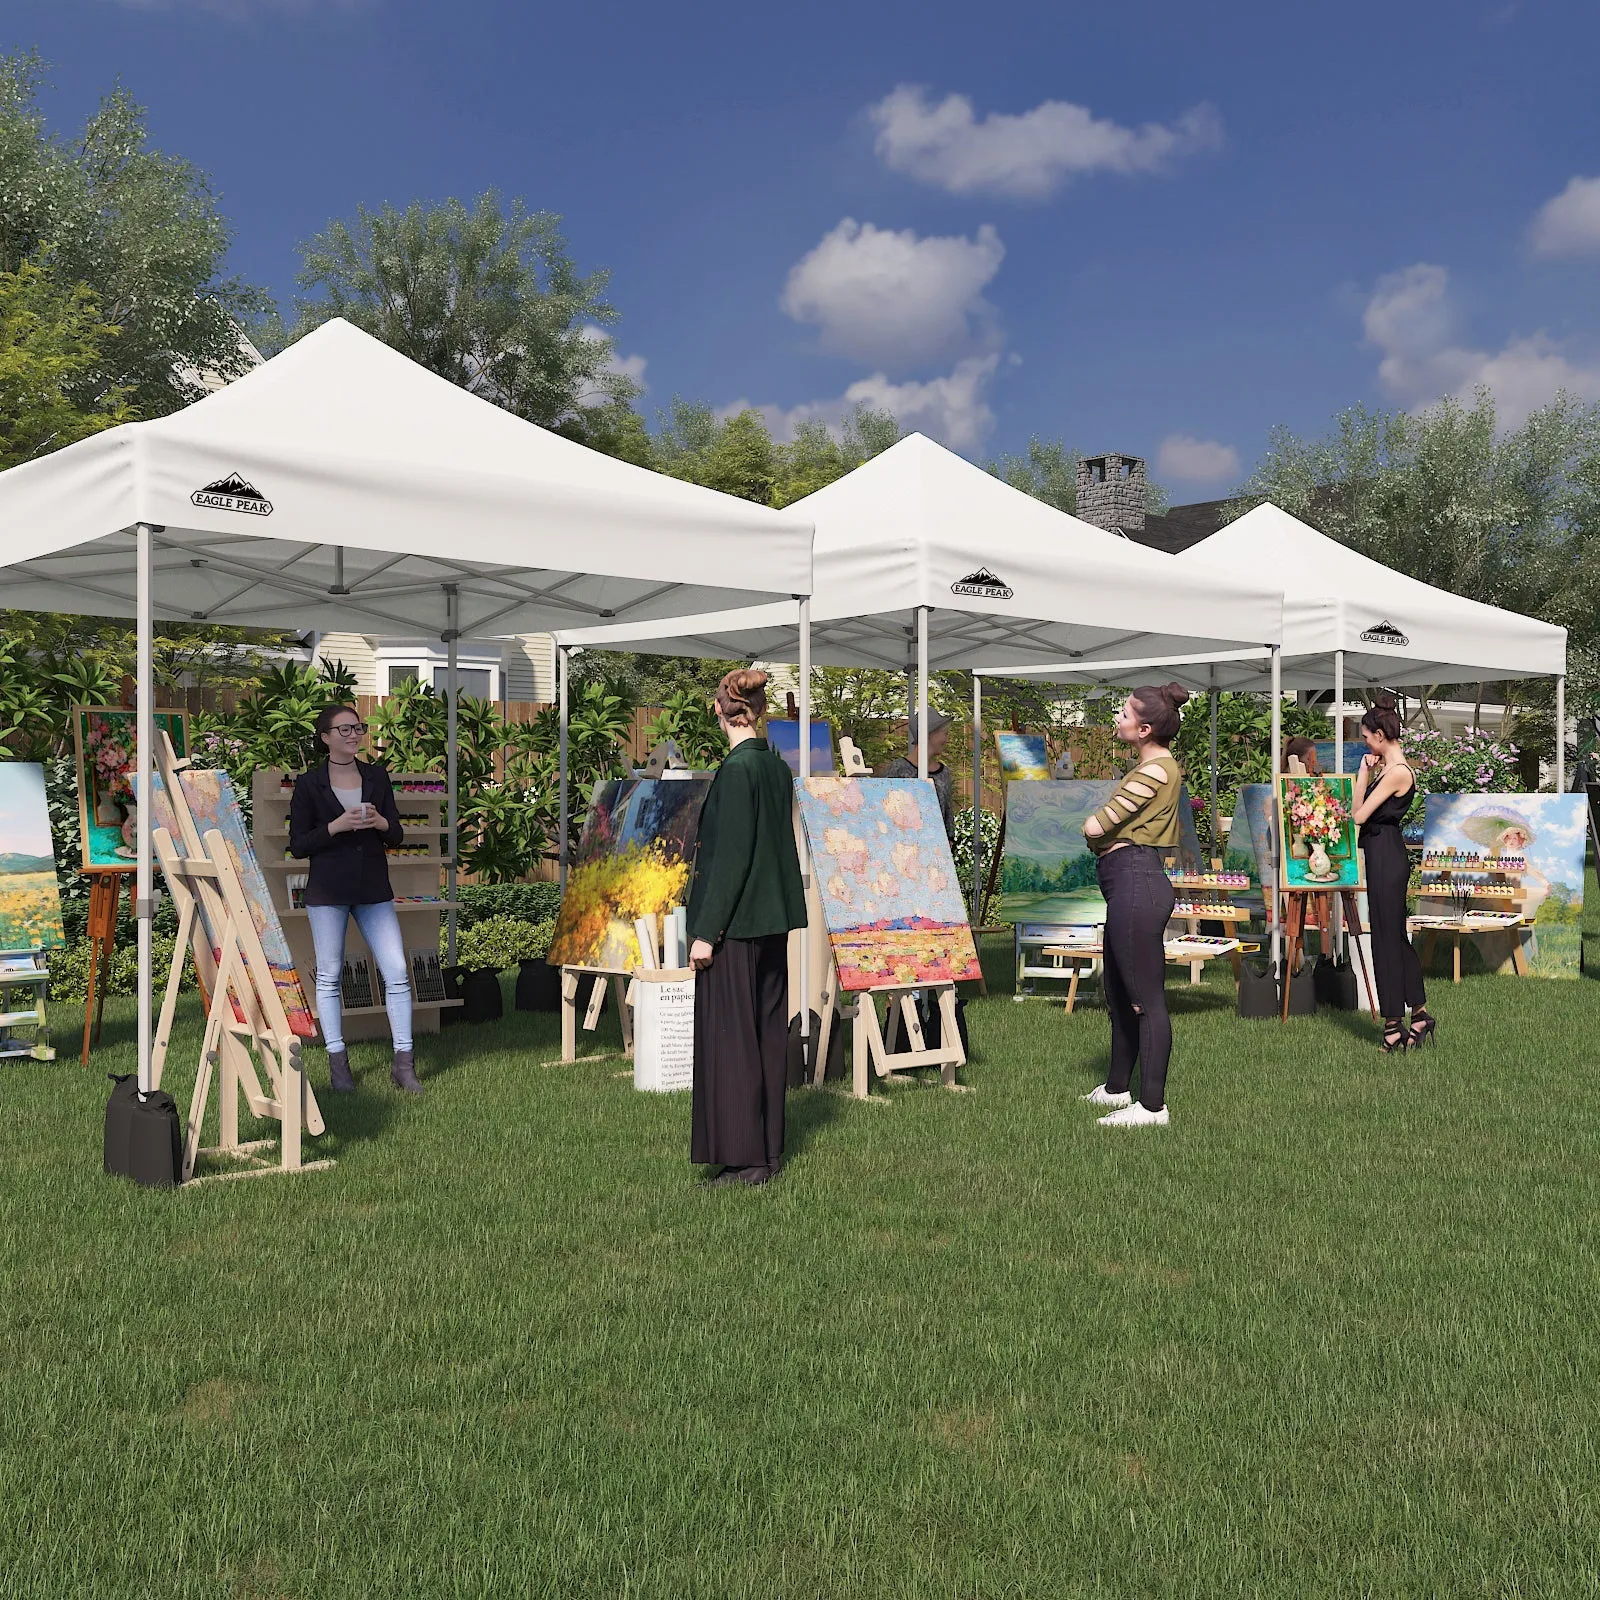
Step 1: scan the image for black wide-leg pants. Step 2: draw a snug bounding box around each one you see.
[691,933,789,1170]
[1362,823,1426,1018]
[1096,844,1177,1111]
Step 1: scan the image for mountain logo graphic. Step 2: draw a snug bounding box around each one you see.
[1360,619,1409,647]
[191,472,273,516]
[951,567,1014,600]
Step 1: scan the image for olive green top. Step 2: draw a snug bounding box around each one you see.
[686,738,808,945]
[1084,754,1184,855]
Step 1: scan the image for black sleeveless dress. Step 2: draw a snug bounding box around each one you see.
[1359,765,1425,1018]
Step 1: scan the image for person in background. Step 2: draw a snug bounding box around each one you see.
[1353,692,1433,1052]
[687,669,808,1187]
[289,704,422,1095]
[1080,684,1189,1128]
[884,709,954,841]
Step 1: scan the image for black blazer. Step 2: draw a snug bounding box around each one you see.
[289,759,405,906]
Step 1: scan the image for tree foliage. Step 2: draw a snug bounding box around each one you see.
[0,50,270,417]
[294,192,637,435]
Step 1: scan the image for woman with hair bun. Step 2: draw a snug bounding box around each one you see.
[1080,683,1189,1128]
[686,669,808,1186]
[1353,692,1433,1051]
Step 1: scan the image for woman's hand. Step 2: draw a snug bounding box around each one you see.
[329,804,378,835]
[690,939,715,971]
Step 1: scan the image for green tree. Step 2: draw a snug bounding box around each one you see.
[294,192,637,432]
[0,263,132,468]
[0,51,271,417]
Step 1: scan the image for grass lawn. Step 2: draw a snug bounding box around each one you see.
[3,907,1600,1598]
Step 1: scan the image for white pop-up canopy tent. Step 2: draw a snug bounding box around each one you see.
[0,317,815,1092]
[556,431,1285,911]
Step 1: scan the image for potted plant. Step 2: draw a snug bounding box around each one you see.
[514,918,561,1012]
[447,915,542,1024]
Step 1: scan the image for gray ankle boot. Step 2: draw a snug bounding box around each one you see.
[390,1049,424,1095]
[327,1049,355,1093]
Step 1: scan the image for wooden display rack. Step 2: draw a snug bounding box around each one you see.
[1411,858,1532,982]
[253,769,462,1039]
[148,735,330,1183]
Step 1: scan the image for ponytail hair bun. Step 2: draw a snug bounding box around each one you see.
[1130,682,1188,744]
[1360,690,1402,743]
[715,667,769,728]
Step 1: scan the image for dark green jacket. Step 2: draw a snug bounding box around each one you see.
[687,738,807,945]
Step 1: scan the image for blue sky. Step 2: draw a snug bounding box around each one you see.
[9,0,1600,496]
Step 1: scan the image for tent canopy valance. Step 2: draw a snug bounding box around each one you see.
[0,318,813,635]
[554,432,1281,671]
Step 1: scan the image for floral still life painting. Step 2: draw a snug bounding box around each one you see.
[0,763,65,950]
[797,777,981,991]
[1276,773,1362,891]
[547,777,712,972]
[73,707,190,872]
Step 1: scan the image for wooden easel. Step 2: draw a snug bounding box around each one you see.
[809,975,965,1098]
[148,734,329,1183]
[560,966,634,1062]
[1279,889,1378,1022]
[79,869,133,1065]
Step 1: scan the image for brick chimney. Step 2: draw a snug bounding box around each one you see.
[1076,453,1147,535]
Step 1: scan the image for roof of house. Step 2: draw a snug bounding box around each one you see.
[1125,498,1234,554]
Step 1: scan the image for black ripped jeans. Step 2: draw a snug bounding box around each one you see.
[1096,844,1177,1111]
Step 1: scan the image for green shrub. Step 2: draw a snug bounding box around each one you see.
[47,931,190,1001]
[457,882,561,928]
[452,915,546,972]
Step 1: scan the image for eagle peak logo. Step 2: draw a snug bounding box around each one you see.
[1360,619,1409,647]
[191,472,273,517]
[951,567,1013,600]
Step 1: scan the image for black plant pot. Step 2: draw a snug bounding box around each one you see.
[441,964,466,1026]
[459,966,504,1024]
[516,958,562,1012]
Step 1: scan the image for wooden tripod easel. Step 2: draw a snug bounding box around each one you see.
[79,869,133,1065]
[148,734,329,1184]
[1279,889,1379,1022]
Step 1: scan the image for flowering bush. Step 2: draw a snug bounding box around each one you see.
[1407,728,1521,805]
[1288,778,1350,845]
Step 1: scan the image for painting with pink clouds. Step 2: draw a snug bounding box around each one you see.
[797,777,982,992]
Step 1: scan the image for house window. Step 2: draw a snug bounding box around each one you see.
[445,668,494,701]
[387,664,420,692]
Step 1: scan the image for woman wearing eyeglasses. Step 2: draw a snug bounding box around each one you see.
[288,703,420,1095]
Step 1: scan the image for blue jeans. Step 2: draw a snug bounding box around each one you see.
[306,900,413,1053]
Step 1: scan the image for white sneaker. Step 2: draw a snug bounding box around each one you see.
[1083,1084,1132,1109]
[1098,1103,1169,1128]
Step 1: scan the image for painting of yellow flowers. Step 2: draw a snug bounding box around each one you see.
[0,763,65,950]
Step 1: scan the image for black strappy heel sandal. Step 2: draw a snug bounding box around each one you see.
[1407,1008,1437,1048]
[1381,1019,1409,1054]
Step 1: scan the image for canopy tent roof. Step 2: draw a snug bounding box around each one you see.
[554,432,1280,668]
[981,502,1565,692]
[0,318,812,638]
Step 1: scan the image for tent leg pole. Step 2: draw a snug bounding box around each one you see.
[972,674,982,917]
[797,596,811,1044]
[1207,682,1219,861]
[1333,649,1345,957]
[136,521,154,1097]
[558,646,570,895]
[445,588,459,964]
[1557,675,1566,792]
[1270,645,1282,971]
[917,606,929,780]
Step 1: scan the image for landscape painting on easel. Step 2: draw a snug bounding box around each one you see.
[797,776,981,991]
[0,764,65,949]
[180,769,316,1035]
[995,732,1050,781]
[766,719,835,778]
[997,779,1119,925]
[73,707,190,871]
[548,777,712,972]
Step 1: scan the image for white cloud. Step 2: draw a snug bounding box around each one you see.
[869,85,1222,200]
[780,218,1004,371]
[723,354,1001,454]
[1156,434,1240,487]
[574,323,646,405]
[1528,175,1600,257]
[1363,262,1600,426]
